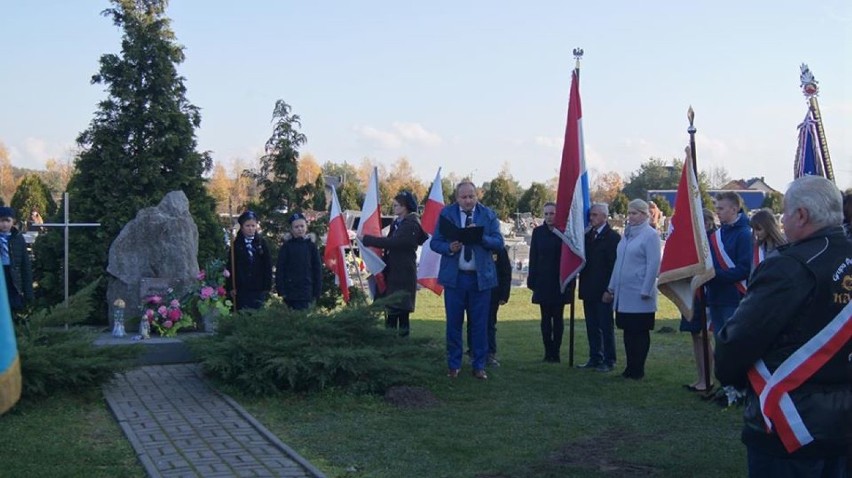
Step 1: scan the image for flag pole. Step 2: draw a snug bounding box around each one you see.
[800,64,834,183]
[688,106,713,396]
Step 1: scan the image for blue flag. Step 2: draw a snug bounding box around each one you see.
[0,267,21,414]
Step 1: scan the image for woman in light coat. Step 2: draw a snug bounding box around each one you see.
[603,199,661,379]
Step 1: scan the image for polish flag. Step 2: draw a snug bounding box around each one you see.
[417,168,444,295]
[553,66,590,292]
[323,185,350,303]
[355,167,387,298]
[657,147,715,319]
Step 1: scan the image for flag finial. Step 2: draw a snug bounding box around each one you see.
[800,64,819,98]
[573,47,583,69]
[687,106,696,134]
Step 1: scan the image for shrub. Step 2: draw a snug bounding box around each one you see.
[16,280,143,399]
[190,297,440,396]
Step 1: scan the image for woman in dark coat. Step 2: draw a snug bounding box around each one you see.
[527,202,572,362]
[361,191,428,336]
[227,211,273,311]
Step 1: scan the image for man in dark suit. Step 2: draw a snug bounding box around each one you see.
[578,203,621,372]
[431,181,504,380]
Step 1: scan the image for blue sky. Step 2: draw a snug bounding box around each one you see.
[2,1,850,191]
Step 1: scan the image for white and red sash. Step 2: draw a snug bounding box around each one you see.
[746,299,852,453]
[753,244,765,268]
[709,229,747,295]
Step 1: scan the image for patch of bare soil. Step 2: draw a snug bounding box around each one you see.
[476,429,660,478]
[383,386,441,409]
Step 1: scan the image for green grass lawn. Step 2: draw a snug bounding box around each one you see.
[0,389,145,478]
[239,288,746,478]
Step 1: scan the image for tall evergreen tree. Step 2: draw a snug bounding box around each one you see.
[11,174,57,227]
[33,0,221,307]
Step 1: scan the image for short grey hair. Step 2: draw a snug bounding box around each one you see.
[454,180,477,195]
[590,202,609,216]
[784,175,842,228]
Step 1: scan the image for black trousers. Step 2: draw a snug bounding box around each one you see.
[622,330,651,378]
[539,304,565,360]
[386,311,410,337]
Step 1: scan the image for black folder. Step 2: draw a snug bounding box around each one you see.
[439,215,484,244]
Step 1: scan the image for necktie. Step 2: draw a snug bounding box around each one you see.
[0,234,8,265]
[245,238,255,263]
[463,211,473,261]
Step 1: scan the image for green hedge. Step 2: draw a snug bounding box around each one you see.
[190,298,440,396]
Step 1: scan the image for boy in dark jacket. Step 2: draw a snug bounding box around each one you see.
[0,207,33,313]
[275,213,322,310]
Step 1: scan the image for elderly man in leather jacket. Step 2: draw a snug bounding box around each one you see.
[715,176,851,478]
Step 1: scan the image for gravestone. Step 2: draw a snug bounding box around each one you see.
[106,191,200,327]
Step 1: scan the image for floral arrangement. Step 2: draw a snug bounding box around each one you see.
[193,258,233,318]
[141,290,195,337]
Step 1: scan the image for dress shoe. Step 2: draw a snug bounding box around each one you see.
[576,361,601,369]
[487,354,501,367]
[447,368,460,378]
[595,364,614,372]
[472,369,488,380]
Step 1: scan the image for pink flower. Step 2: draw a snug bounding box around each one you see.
[167,308,182,321]
[170,299,180,308]
[217,286,226,297]
[149,295,162,305]
[200,286,215,300]
[163,320,174,329]
[145,309,155,319]
[197,270,206,281]
[222,269,231,278]
[158,305,168,316]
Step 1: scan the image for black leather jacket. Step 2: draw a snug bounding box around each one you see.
[715,226,852,458]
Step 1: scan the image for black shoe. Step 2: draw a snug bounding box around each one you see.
[576,361,601,369]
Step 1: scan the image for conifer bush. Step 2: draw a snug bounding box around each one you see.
[190,298,440,396]
[16,281,143,398]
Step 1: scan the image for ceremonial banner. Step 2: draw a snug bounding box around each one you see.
[323,185,351,303]
[794,111,825,178]
[355,167,387,298]
[417,168,444,295]
[0,268,21,415]
[657,148,715,320]
[553,67,590,291]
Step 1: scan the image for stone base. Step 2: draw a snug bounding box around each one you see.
[93,331,210,365]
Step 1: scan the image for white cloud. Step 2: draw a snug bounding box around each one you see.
[353,122,442,150]
[5,137,74,170]
[392,122,442,146]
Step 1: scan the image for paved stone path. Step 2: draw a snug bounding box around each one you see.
[104,364,327,478]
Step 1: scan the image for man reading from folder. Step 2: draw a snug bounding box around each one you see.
[430,181,504,380]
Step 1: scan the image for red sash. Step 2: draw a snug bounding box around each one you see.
[709,229,747,295]
[753,244,765,268]
[746,300,852,453]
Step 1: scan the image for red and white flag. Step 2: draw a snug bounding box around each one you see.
[657,147,715,319]
[355,167,387,298]
[323,185,350,303]
[417,168,444,295]
[553,67,590,292]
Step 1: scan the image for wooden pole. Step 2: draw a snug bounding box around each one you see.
[688,107,713,396]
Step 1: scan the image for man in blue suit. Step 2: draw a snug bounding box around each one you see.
[430,181,504,380]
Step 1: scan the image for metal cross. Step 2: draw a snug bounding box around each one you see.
[39,192,101,306]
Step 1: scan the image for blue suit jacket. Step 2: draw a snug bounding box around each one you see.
[429,203,504,291]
